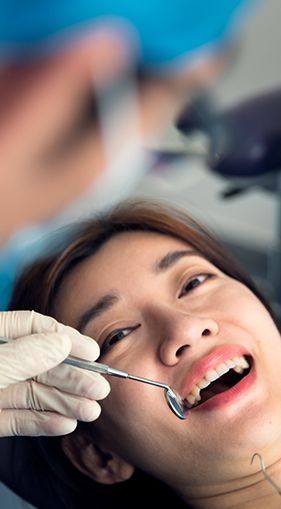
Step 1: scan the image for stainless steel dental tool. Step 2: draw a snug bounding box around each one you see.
[0,337,188,420]
[64,355,188,420]
[251,453,281,496]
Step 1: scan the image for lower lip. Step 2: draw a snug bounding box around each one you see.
[191,365,256,412]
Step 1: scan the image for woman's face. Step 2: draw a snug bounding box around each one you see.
[55,231,281,494]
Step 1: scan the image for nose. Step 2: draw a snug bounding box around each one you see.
[158,310,219,366]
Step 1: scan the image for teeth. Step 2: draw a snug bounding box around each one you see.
[235,356,250,369]
[231,357,249,372]
[186,394,196,406]
[216,362,230,376]
[205,369,220,382]
[184,355,250,408]
[225,359,236,369]
[198,378,211,389]
[233,366,244,374]
[191,385,200,398]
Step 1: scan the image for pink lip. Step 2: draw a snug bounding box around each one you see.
[180,344,251,401]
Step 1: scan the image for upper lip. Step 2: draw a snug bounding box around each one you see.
[179,344,251,399]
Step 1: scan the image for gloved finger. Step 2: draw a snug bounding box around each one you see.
[0,379,102,422]
[0,310,100,361]
[30,311,100,361]
[35,364,111,400]
[0,409,78,437]
[0,332,72,388]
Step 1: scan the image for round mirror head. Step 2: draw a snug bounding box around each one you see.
[165,388,188,420]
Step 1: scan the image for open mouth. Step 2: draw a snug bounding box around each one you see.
[184,355,252,409]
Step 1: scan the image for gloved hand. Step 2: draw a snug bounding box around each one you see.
[0,310,110,437]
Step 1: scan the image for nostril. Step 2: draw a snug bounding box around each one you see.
[202,328,211,336]
[176,345,189,357]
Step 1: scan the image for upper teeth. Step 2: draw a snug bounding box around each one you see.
[185,355,250,408]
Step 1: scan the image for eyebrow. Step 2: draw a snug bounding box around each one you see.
[77,292,120,333]
[153,249,202,272]
[77,249,203,333]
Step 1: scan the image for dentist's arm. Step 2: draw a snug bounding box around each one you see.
[0,310,110,437]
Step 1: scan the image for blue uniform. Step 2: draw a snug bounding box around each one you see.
[0,0,253,69]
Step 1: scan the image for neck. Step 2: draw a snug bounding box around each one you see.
[178,455,281,509]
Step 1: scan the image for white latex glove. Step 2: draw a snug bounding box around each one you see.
[0,310,110,437]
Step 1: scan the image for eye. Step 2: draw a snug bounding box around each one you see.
[101,324,140,354]
[179,274,210,298]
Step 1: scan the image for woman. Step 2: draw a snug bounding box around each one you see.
[3,199,281,508]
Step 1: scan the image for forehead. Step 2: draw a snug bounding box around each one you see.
[55,231,195,308]
[81,230,193,272]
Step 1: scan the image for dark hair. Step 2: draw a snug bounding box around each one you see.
[9,199,273,317]
[8,199,276,509]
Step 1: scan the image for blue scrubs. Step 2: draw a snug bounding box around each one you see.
[0,0,253,69]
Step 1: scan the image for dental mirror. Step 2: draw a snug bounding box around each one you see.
[64,355,189,420]
[164,387,189,420]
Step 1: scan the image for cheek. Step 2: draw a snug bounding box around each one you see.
[218,284,281,360]
[92,380,155,461]
[216,283,276,333]
[235,294,278,340]
[94,379,189,478]
[96,374,175,447]
[101,376,160,424]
